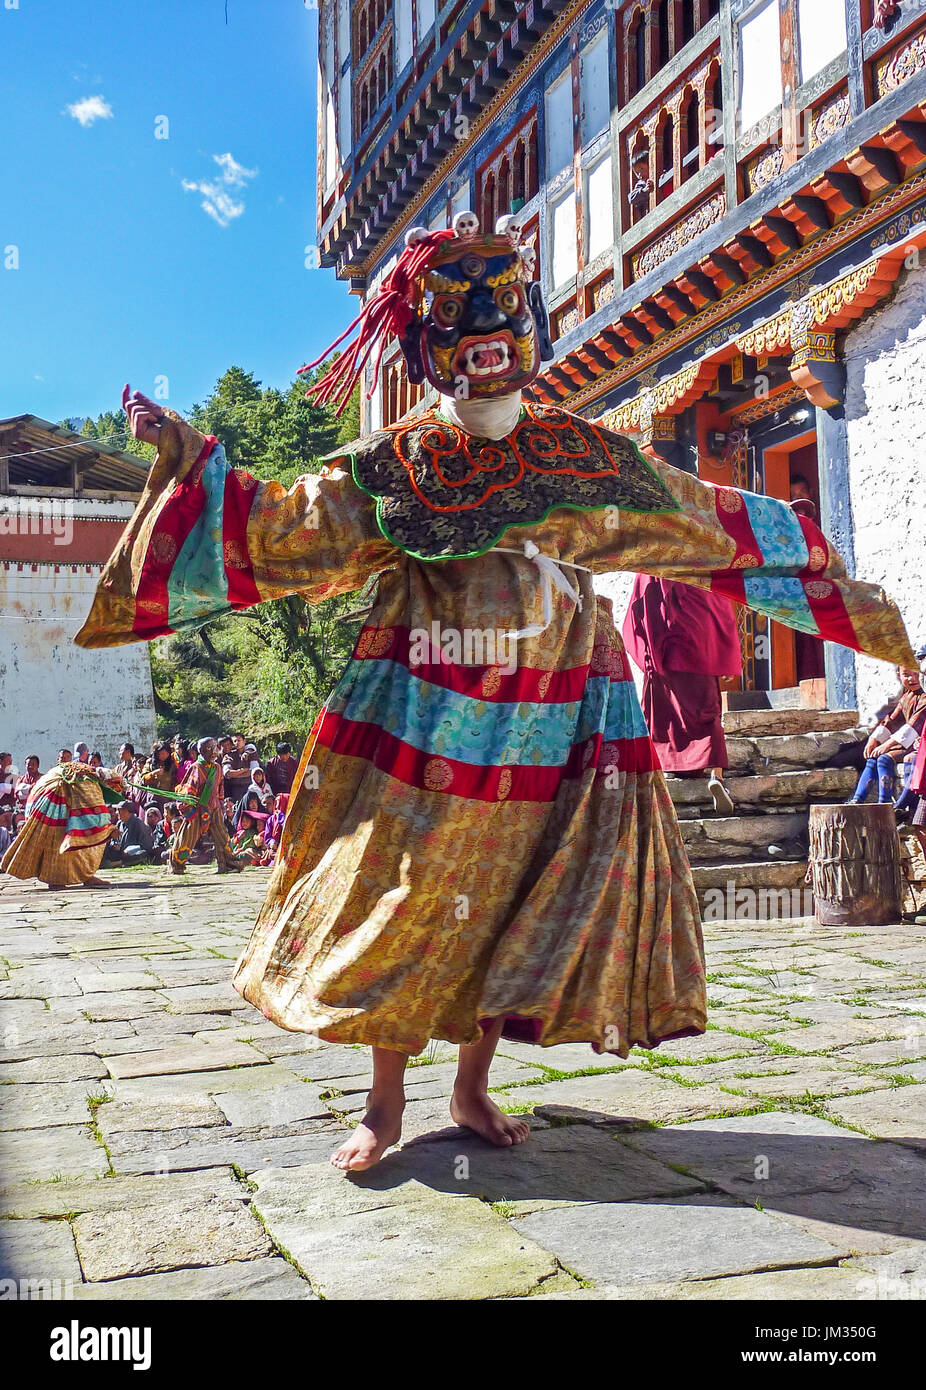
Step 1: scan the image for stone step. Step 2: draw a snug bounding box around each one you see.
[721,708,859,737]
[693,859,813,921]
[680,811,807,863]
[666,766,857,812]
[691,858,808,893]
[725,728,865,775]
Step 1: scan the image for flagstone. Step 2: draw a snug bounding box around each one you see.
[70,1256,317,1300]
[0,1080,111,1131]
[0,1022,132,1061]
[497,1041,647,1071]
[824,1084,926,1146]
[107,1123,347,1176]
[0,1053,108,1084]
[102,1036,270,1080]
[0,1168,244,1218]
[72,1193,272,1280]
[701,1011,792,1033]
[494,1068,756,1126]
[70,990,170,1022]
[119,1011,248,1037]
[513,1193,847,1287]
[74,970,161,993]
[648,1031,768,1063]
[0,1217,82,1284]
[0,968,83,999]
[159,983,248,1013]
[718,1066,891,1099]
[528,1267,878,1300]
[213,1083,335,1128]
[366,1123,704,1213]
[621,1112,926,1250]
[106,1062,305,1110]
[3,1125,110,1182]
[768,1019,916,1053]
[250,1162,557,1300]
[97,1096,228,1136]
[834,1037,926,1066]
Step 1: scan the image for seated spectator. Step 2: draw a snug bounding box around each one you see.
[89,751,103,770]
[141,741,178,809]
[231,810,268,864]
[115,743,135,781]
[0,809,14,856]
[248,766,270,797]
[173,738,194,783]
[266,742,297,796]
[14,756,40,812]
[159,804,183,862]
[102,801,155,865]
[0,752,18,804]
[150,806,174,861]
[222,797,237,835]
[263,793,288,859]
[0,753,15,811]
[234,789,265,830]
[849,666,926,805]
[222,733,252,802]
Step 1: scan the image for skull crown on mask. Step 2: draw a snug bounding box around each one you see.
[399,211,554,399]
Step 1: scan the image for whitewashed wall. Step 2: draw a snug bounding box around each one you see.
[0,565,156,769]
[844,262,926,720]
[594,569,644,698]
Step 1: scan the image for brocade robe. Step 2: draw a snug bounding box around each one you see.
[75,405,914,1055]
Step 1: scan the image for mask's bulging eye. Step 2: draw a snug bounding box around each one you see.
[460,254,486,279]
[495,285,522,315]
[434,296,464,326]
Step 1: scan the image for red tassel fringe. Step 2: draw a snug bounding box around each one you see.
[298,228,456,416]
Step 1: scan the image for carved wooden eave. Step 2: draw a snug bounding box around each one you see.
[734,250,911,408]
[320,0,573,272]
[599,360,719,439]
[529,94,926,417]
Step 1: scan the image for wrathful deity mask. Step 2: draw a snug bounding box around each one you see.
[301,211,554,414]
[399,213,554,398]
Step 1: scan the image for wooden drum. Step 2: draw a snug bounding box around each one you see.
[808,803,903,927]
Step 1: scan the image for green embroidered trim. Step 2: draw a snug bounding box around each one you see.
[328,416,681,563]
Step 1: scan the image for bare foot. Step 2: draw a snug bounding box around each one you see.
[330,1093,405,1172]
[450,1086,530,1147]
[79,876,111,889]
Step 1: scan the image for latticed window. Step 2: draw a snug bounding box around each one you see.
[479,113,539,230]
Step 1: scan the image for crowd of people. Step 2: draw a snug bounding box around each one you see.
[0,733,298,871]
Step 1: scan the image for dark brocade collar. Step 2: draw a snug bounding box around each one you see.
[332,403,680,561]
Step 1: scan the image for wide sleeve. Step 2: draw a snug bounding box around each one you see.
[75,413,399,649]
[568,430,915,670]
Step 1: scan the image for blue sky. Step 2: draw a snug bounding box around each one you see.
[0,0,353,423]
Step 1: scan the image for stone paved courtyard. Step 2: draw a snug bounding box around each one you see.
[2,866,926,1301]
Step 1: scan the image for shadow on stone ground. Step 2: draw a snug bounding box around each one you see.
[2,867,926,1299]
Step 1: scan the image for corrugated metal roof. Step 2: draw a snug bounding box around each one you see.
[0,415,151,494]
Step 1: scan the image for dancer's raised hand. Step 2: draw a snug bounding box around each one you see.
[122,384,164,445]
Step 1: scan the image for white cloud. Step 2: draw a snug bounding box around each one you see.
[182,152,258,227]
[65,95,113,127]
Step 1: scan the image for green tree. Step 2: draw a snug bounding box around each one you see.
[148,365,365,749]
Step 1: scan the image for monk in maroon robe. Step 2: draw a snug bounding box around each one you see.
[622,574,742,813]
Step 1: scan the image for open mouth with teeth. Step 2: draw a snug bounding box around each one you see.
[454,333,521,379]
